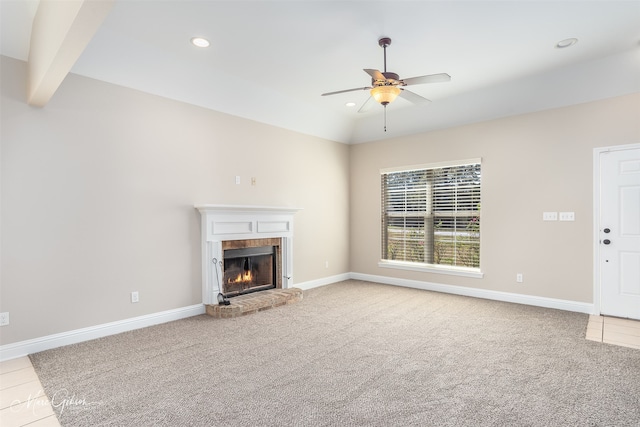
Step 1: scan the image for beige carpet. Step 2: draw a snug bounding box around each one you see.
[30,280,640,426]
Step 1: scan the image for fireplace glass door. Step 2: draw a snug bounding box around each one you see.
[223,246,276,297]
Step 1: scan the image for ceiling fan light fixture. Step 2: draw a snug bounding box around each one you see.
[371,85,401,105]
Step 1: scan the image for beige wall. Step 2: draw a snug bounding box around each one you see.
[350,93,640,302]
[0,56,350,344]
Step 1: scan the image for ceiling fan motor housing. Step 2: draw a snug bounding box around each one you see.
[374,72,400,86]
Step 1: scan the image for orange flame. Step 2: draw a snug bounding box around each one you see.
[228,271,253,284]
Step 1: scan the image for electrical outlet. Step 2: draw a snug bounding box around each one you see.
[325,260,329,269]
[516,273,523,283]
[251,177,256,186]
[0,312,9,326]
[543,212,558,221]
[131,291,139,303]
[235,176,241,185]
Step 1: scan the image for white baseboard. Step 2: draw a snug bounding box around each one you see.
[350,272,595,315]
[0,304,205,362]
[294,273,351,291]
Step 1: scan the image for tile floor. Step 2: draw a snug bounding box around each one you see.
[1,315,638,427]
[0,357,60,427]
[586,315,640,349]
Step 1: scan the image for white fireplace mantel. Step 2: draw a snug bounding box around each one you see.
[195,205,302,304]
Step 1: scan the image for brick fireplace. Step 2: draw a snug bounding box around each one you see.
[195,205,301,305]
[221,237,282,297]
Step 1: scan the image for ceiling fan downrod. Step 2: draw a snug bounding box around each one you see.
[379,37,391,73]
[378,37,391,73]
[380,37,391,132]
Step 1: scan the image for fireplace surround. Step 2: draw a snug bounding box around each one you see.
[195,205,301,305]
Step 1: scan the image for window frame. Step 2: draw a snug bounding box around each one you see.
[379,158,483,279]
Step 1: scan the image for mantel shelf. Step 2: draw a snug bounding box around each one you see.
[195,205,303,215]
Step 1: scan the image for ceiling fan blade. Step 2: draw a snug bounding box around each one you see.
[357,96,376,113]
[401,73,451,86]
[364,69,386,81]
[321,87,371,96]
[399,89,431,105]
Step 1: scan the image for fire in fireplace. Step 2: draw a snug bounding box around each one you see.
[222,244,278,297]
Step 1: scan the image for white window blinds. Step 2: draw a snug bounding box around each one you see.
[381,161,481,269]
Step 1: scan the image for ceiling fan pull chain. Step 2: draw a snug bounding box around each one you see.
[384,105,387,132]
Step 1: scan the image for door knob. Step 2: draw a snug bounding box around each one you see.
[603,239,611,245]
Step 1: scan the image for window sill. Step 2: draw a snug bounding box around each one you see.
[378,260,484,279]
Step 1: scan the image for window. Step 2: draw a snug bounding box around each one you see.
[381,159,481,274]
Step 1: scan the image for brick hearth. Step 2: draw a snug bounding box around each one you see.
[205,288,303,319]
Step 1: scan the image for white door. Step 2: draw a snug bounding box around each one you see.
[598,146,640,320]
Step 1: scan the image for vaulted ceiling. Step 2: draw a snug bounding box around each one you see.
[1,0,639,144]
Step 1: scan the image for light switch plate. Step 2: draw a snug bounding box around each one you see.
[559,212,575,221]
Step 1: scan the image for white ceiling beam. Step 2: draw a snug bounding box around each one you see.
[27,0,114,106]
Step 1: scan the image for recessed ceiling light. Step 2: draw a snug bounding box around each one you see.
[555,38,578,49]
[345,102,356,107]
[191,37,210,48]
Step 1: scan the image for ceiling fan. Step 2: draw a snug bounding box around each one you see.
[321,37,451,130]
